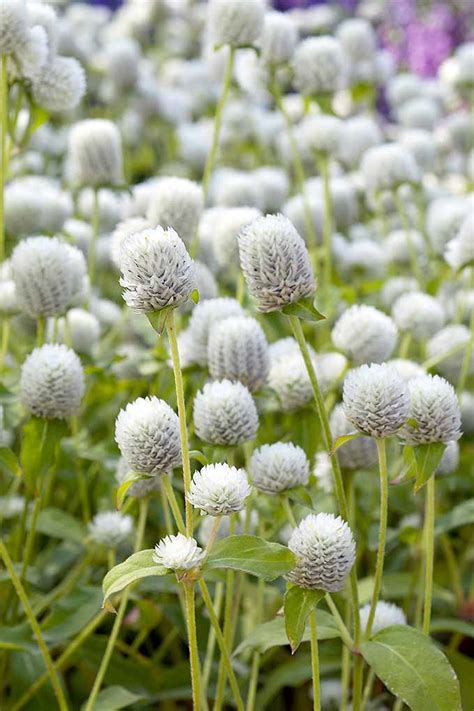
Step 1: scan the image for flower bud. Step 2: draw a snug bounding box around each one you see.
[250,442,309,494]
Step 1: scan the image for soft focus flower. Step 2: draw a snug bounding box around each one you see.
[188,297,245,366]
[359,601,407,636]
[0,0,28,54]
[268,351,313,412]
[32,56,86,113]
[426,325,474,382]
[193,379,259,446]
[260,11,298,68]
[153,533,205,571]
[392,292,445,341]
[360,143,420,194]
[207,0,265,49]
[249,442,309,494]
[88,511,133,548]
[293,36,346,96]
[332,305,397,365]
[445,215,474,271]
[188,463,251,516]
[330,404,378,471]
[68,119,124,188]
[400,374,462,445]
[147,177,203,246]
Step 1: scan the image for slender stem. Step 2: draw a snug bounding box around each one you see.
[440,534,463,608]
[88,188,100,284]
[309,608,321,711]
[0,539,68,711]
[319,154,333,289]
[0,318,10,369]
[204,515,221,558]
[457,308,474,394]
[37,316,44,347]
[214,515,236,711]
[201,581,224,696]
[246,652,261,711]
[422,339,470,371]
[324,595,353,649]
[281,495,297,527]
[365,439,389,638]
[422,476,435,636]
[166,311,193,535]
[20,491,41,585]
[393,191,423,287]
[161,474,186,534]
[70,417,90,522]
[183,583,202,711]
[0,54,7,263]
[398,333,412,359]
[361,668,375,710]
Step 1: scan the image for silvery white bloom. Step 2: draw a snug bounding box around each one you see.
[330,404,377,470]
[147,178,203,246]
[115,397,182,475]
[103,38,140,90]
[68,119,124,188]
[315,352,347,393]
[360,143,420,194]
[88,511,133,548]
[0,280,18,316]
[296,114,342,157]
[392,293,445,341]
[385,228,425,268]
[115,457,161,499]
[11,24,48,82]
[337,116,382,168]
[0,0,27,54]
[250,442,309,494]
[359,601,407,636]
[188,297,245,366]
[53,308,101,356]
[399,129,437,172]
[12,237,86,318]
[5,177,72,237]
[188,463,251,516]
[388,359,426,381]
[381,276,419,309]
[202,206,261,269]
[293,36,346,96]
[460,391,474,435]
[153,533,205,571]
[332,305,397,365]
[260,11,298,67]
[400,375,462,445]
[21,344,85,419]
[426,325,474,381]
[0,495,24,520]
[443,110,474,153]
[397,97,441,131]
[208,316,269,392]
[191,261,218,305]
[212,168,262,209]
[119,226,197,313]
[288,513,355,592]
[27,1,58,53]
[207,0,265,49]
[386,73,421,108]
[268,336,315,365]
[426,196,470,255]
[436,440,460,475]
[253,167,289,214]
[237,214,315,313]
[193,379,258,446]
[305,176,358,232]
[89,297,121,329]
[313,451,333,493]
[336,18,376,62]
[340,239,386,281]
[110,217,151,269]
[445,215,474,271]
[32,56,86,112]
[63,218,93,255]
[343,363,411,438]
[268,351,313,411]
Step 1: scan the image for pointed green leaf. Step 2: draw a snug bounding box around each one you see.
[83,686,145,711]
[191,289,200,304]
[205,535,296,581]
[435,499,474,535]
[189,450,209,466]
[282,297,326,323]
[20,417,67,489]
[234,612,339,656]
[284,585,324,653]
[102,550,169,611]
[0,447,21,478]
[413,442,446,492]
[115,471,148,509]
[331,431,362,454]
[146,307,174,335]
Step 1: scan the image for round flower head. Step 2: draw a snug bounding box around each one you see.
[32,56,86,113]
[288,513,355,592]
[268,351,313,412]
[436,440,460,476]
[338,116,382,169]
[297,114,342,158]
[0,0,27,54]
[336,18,376,62]
[188,463,251,516]
[332,305,397,365]
[203,206,261,269]
[250,442,309,494]
[207,0,265,49]
[343,363,411,439]
[254,167,289,214]
[388,358,426,382]
[20,344,85,420]
[54,308,101,356]
[340,239,386,281]
[426,325,474,382]
[330,404,378,471]
[153,533,205,571]
[427,197,470,256]
[293,36,346,96]
[0,280,18,316]
[188,297,245,366]
[110,217,151,269]
[119,226,196,313]
[237,214,315,314]
[445,214,474,271]
[9,24,48,83]
[381,276,419,309]
[385,229,425,267]
[115,396,182,475]
[360,143,420,194]
[392,293,445,342]
[359,601,406,637]
[400,375,462,445]
[88,511,133,548]
[116,457,161,499]
[260,11,298,67]
[313,452,333,493]
[5,177,72,237]
[208,316,269,393]
[147,178,203,246]
[399,129,437,172]
[193,379,258,446]
[315,352,348,393]
[387,73,421,108]
[11,237,86,318]
[68,119,123,188]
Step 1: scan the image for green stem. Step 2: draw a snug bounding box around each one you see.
[201,581,224,697]
[319,154,333,289]
[214,515,236,711]
[0,54,7,262]
[361,668,375,710]
[398,333,412,359]
[0,539,68,711]
[246,651,261,711]
[393,191,423,287]
[457,308,474,394]
[161,474,186,535]
[183,583,202,711]
[422,476,435,636]
[20,492,41,585]
[324,595,353,648]
[281,495,297,527]
[37,316,44,347]
[422,339,470,371]
[70,417,90,522]
[365,439,389,638]
[309,608,321,711]
[88,188,100,284]
[440,534,463,608]
[0,318,10,369]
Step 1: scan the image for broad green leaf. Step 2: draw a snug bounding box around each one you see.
[42,587,102,643]
[234,612,339,656]
[0,624,33,652]
[413,442,446,491]
[430,618,474,638]
[102,549,168,610]
[331,432,362,454]
[284,585,323,653]
[84,686,145,711]
[360,625,462,711]
[20,417,67,489]
[282,297,326,323]
[0,447,21,478]
[444,649,474,711]
[435,499,474,535]
[205,535,296,581]
[31,508,87,544]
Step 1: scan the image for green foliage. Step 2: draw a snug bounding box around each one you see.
[284,585,324,653]
[205,535,296,581]
[102,550,169,610]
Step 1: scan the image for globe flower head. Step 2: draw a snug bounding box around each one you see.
[110,217,151,269]
[250,442,309,494]
[237,214,315,314]
[0,280,18,316]
[332,305,397,365]
[426,197,470,256]
[296,115,343,158]
[193,379,259,446]
[268,351,313,412]
[202,206,261,270]
[207,0,265,49]
[53,308,101,356]
[343,363,411,439]
[360,143,420,194]
[399,129,437,172]
[147,177,203,246]
[314,352,348,393]
[260,11,298,68]
[400,375,462,445]
[254,167,289,214]
[0,0,28,54]
[153,533,205,571]
[32,56,86,113]
[359,601,407,637]
[208,315,269,393]
[336,18,376,63]
[313,452,333,493]
[288,513,356,592]
[188,297,245,366]
[115,396,182,475]
[381,276,419,309]
[11,236,86,318]
[88,511,133,548]
[386,229,425,268]
[338,116,382,169]
[426,325,474,382]
[68,119,124,188]
[188,463,251,516]
[392,293,445,342]
[436,440,460,476]
[330,404,378,471]
[388,359,426,382]
[5,177,72,237]
[293,36,346,97]
[445,215,474,271]
[20,344,85,420]
[119,226,197,314]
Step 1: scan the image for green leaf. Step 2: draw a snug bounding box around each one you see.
[234,612,339,656]
[413,442,446,491]
[146,307,174,335]
[0,624,33,652]
[20,417,67,490]
[115,471,147,509]
[32,508,87,544]
[189,450,208,466]
[42,587,102,643]
[331,432,362,454]
[435,499,474,535]
[191,289,200,304]
[430,618,474,638]
[83,686,145,711]
[102,549,168,611]
[286,485,313,508]
[205,535,296,581]
[281,297,326,323]
[0,447,21,478]
[360,625,462,711]
[284,585,323,653]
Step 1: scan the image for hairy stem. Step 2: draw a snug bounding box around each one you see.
[309,608,321,711]
[422,476,435,636]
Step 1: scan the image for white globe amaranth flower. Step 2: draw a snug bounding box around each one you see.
[397,97,441,131]
[385,229,425,268]
[400,374,462,445]
[20,344,85,420]
[426,325,474,381]
[153,533,205,571]
[202,206,261,270]
[426,196,470,256]
[68,119,124,188]
[315,352,348,393]
[5,177,72,237]
[288,513,355,592]
[119,226,197,313]
[436,440,460,476]
[268,351,314,412]
[332,305,397,365]
[191,261,218,305]
[338,116,382,169]
[386,73,421,108]
[53,308,101,356]
[188,463,251,516]
[193,379,258,446]
[110,217,151,269]
[388,358,426,382]
[32,56,86,113]
[249,442,309,494]
[253,167,289,214]
[208,316,269,393]
[330,404,378,471]
[0,280,18,316]
[399,129,437,172]
[336,18,376,62]
[11,24,48,82]
[237,214,315,314]
[207,0,265,49]
[343,363,411,439]
[359,601,407,636]
[12,236,86,318]
[115,457,161,499]
[340,239,386,281]
[381,276,419,309]
[260,11,298,67]
[188,297,245,366]
[445,215,474,271]
[293,36,346,96]
[103,38,141,90]
[313,452,333,493]
[269,336,316,365]
[88,511,133,548]
[115,396,182,475]
[360,143,420,194]
[89,297,121,329]
[392,292,445,342]
[147,177,203,246]
[0,0,28,54]
[296,114,342,158]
